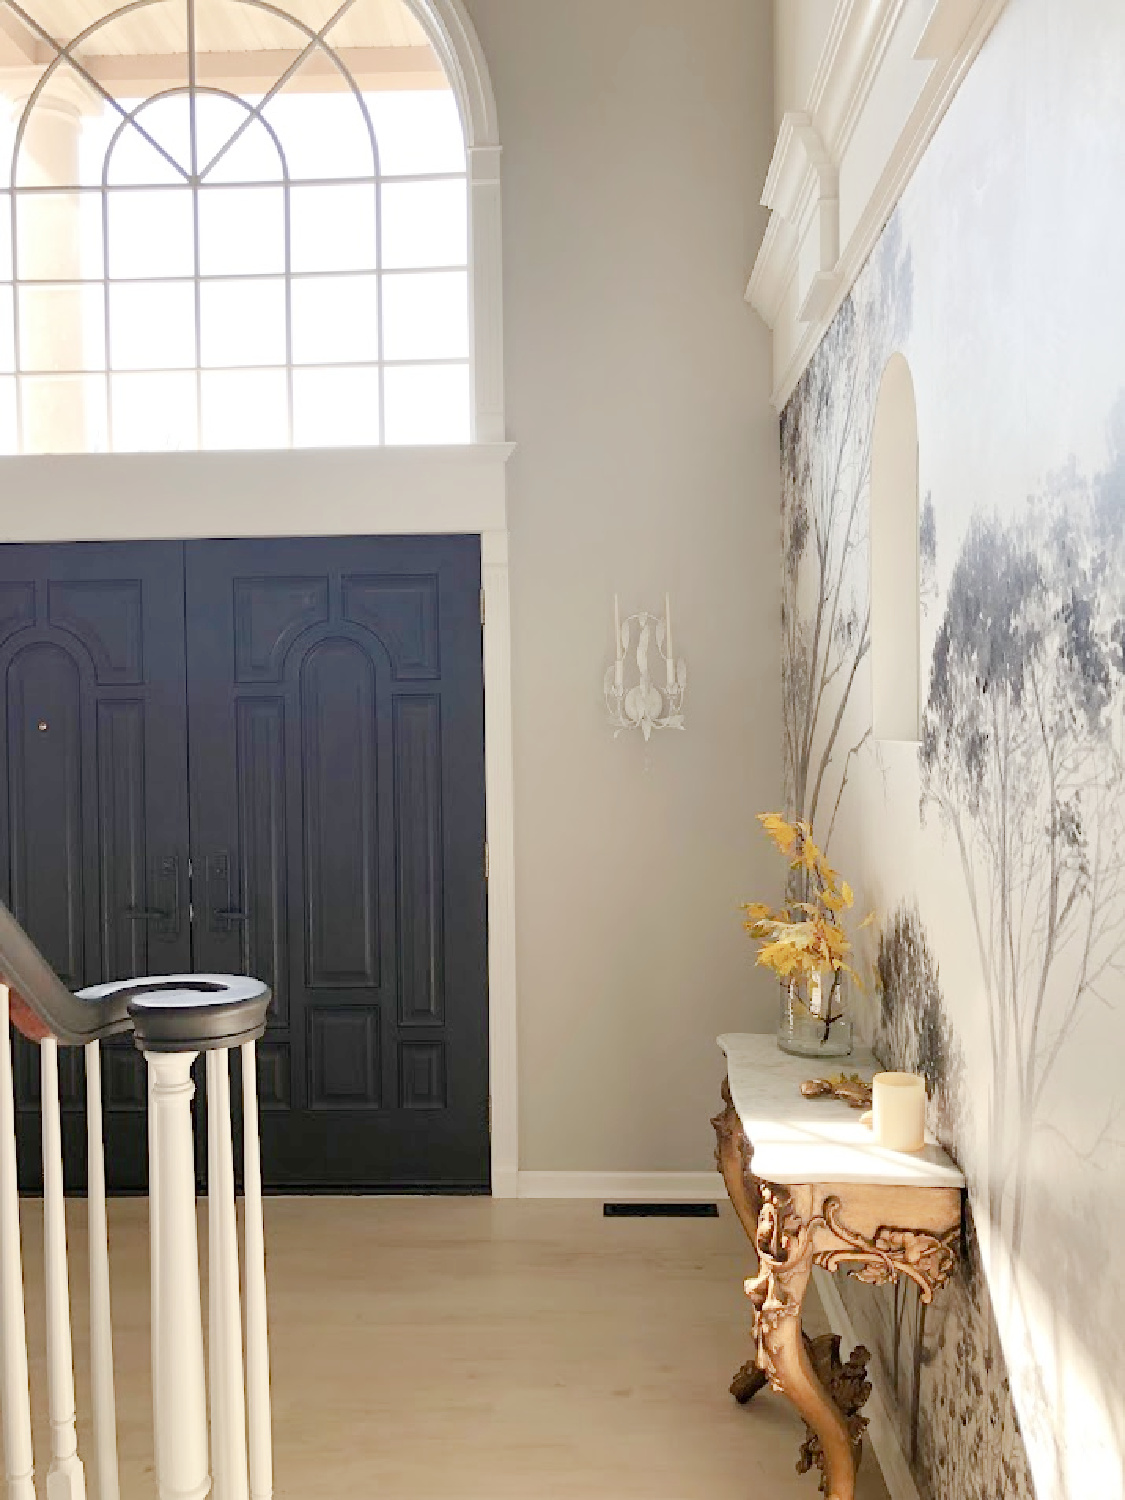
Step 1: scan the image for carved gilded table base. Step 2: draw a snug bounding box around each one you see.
[712,1080,960,1500]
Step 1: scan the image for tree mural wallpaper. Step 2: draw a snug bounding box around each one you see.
[853,906,1036,1500]
[921,464,1125,1263]
[780,219,912,845]
[775,1,1125,1491]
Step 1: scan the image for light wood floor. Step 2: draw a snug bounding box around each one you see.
[18,1197,891,1500]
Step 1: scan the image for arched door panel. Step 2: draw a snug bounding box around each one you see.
[0,541,191,1190]
[185,535,488,1190]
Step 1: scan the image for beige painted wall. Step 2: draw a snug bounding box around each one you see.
[463,0,780,1172]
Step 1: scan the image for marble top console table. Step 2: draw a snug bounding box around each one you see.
[712,1034,965,1500]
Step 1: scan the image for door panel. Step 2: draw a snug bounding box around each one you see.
[185,537,488,1190]
[0,542,191,1191]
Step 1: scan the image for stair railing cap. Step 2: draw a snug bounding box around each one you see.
[78,975,271,1054]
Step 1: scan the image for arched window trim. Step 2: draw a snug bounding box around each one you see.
[402,0,498,152]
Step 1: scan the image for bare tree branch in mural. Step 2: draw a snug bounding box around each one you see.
[921,454,1125,1259]
[845,906,1038,1500]
[781,220,913,845]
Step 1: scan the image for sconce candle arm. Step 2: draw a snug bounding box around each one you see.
[605,598,686,742]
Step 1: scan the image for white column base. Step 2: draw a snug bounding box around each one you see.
[45,1454,86,1500]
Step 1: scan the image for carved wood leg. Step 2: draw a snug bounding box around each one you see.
[730,1359,769,1404]
[711,1079,761,1242]
[746,1187,859,1500]
[798,1336,871,1488]
[712,1081,872,1491]
[712,1081,769,1401]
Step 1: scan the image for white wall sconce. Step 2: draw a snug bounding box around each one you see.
[605,594,687,741]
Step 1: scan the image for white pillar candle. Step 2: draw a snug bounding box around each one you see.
[872,1072,926,1152]
[664,593,675,689]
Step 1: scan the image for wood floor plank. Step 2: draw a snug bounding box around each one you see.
[16,1198,891,1500]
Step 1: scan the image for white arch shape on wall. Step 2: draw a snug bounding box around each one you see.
[870,352,920,743]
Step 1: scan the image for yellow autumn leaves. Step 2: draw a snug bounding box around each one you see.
[743,814,870,985]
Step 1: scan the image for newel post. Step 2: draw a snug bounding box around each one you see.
[127,977,271,1500]
[145,1052,210,1500]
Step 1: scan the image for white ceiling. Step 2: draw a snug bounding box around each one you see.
[0,0,442,88]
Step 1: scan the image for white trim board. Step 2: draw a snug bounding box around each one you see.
[516,1172,725,1202]
[813,1268,922,1500]
[749,0,1010,410]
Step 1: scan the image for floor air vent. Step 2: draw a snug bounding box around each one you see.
[603,1203,719,1218]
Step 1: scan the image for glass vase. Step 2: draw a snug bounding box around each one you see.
[777,973,854,1058]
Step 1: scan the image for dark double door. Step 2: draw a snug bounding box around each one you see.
[0,537,489,1192]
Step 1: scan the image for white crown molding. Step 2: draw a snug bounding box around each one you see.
[915,0,986,60]
[748,111,840,332]
[808,0,910,160]
[748,0,904,338]
[763,112,836,223]
[516,1172,726,1202]
[745,210,796,332]
[813,1269,922,1500]
[747,0,1009,407]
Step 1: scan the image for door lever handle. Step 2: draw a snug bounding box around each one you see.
[124,855,181,940]
[213,907,249,927]
[205,852,250,935]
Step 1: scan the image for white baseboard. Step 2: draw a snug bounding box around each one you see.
[813,1269,921,1500]
[515,1171,725,1202]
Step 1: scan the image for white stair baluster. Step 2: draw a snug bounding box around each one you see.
[0,985,35,1500]
[41,1037,86,1500]
[147,1061,161,1485]
[206,1050,248,1500]
[145,1052,209,1500]
[240,1042,272,1500]
[84,1042,119,1500]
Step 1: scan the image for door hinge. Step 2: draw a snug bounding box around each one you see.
[487,1094,492,1135]
[484,841,490,880]
[480,588,486,625]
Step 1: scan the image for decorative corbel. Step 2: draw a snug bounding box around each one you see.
[746,111,840,330]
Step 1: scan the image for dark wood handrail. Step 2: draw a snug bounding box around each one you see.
[0,900,270,1051]
[0,901,132,1046]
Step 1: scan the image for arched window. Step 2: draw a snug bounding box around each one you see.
[0,0,470,452]
[870,351,920,742]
